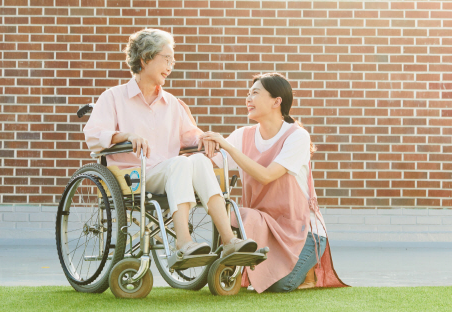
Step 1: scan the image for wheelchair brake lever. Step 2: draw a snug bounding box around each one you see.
[124,174,132,187]
[229,175,237,194]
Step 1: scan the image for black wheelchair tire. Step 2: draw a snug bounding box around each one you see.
[56,163,127,293]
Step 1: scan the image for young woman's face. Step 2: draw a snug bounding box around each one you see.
[140,43,174,86]
[246,80,279,121]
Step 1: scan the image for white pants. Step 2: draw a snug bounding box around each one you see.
[145,154,223,215]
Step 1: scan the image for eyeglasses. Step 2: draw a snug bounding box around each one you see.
[157,54,176,68]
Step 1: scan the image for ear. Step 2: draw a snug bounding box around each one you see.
[273,97,282,108]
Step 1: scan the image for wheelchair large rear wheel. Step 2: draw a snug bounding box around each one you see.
[56,163,127,293]
[151,205,219,290]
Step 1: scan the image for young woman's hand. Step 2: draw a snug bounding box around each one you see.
[200,131,232,153]
[127,133,151,158]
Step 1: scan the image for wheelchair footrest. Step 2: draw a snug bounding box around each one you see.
[168,252,219,270]
[220,247,270,267]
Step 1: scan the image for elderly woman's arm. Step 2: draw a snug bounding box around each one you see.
[177,99,218,158]
[83,91,120,153]
[111,132,151,158]
[83,90,151,158]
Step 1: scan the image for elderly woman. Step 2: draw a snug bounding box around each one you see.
[203,73,347,293]
[83,28,257,257]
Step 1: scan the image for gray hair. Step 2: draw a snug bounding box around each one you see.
[124,28,175,74]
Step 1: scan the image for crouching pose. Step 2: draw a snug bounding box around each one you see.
[83,28,257,258]
[205,73,348,293]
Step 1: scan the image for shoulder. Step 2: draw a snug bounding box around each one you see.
[97,83,126,104]
[286,125,310,143]
[229,125,254,139]
[162,89,178,105]
[279,126,311,155]
[239,125,257,135]
[108,81,129,96]
[162,90,185,113]
[293,126,310,139]
[95,88,114,108]
[223,127,248,149]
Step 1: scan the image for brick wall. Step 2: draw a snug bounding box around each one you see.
[1,0,452,215]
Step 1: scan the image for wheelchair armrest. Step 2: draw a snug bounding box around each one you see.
[90,141,133,158]
[179,146,205,155]
[91,143,205,158]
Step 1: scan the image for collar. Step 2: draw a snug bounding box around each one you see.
[127,78,168,105]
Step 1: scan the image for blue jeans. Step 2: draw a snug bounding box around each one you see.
[267,232,327,293]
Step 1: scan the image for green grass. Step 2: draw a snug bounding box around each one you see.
[1,286,451,312]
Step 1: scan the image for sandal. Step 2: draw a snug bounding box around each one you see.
[223,238,258,257]
[178,241,211,256]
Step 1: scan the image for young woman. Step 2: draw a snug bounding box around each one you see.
[204,73,347,293]
[83,28,257,258]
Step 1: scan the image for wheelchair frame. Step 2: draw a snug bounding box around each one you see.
[89,142,249,287]
[57,103,268,297]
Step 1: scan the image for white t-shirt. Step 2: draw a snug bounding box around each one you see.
[212,122,326,237]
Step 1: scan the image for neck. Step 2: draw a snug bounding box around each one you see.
[257,115,285,140]
[135,74,158,98]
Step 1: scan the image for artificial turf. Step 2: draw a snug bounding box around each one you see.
[0,286,450,312]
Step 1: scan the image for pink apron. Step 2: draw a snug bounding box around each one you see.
[231,124,347,293]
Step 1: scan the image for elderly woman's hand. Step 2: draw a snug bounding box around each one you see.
[127,133,151,158]
[196,133,218,158]
[200,132,232,153]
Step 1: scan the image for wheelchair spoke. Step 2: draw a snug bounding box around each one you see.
[193,220,211,228]
[192,232,209,242]
[68,233,95,258]
[75,234,90,274]
[66,235,86,245]
[68,230,86,259]
[65,227,84,234]
[86,235,98,281]
[192,224,211,232]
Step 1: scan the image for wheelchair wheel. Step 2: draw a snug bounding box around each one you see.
[208,258,242,296]
[151,205,219,290]
[109,258,153,299]
[56,163,127,293]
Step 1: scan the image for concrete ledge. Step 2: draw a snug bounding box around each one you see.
[1,206,452,244]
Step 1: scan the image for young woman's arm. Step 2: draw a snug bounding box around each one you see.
[177,98,197,127]
[202,131,287,185]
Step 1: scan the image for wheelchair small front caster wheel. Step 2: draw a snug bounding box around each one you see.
[207,258,241,296]
[109,258,153,298]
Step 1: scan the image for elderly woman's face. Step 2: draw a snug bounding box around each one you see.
[141,44,174,86]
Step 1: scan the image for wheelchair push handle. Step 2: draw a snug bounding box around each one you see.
[77,103,95,118]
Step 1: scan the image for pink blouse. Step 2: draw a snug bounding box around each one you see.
[83,78,202,170]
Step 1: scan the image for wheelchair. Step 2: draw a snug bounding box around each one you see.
[55,103,269,298]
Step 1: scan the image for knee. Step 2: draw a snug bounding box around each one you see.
[189,153,212,168]
[267,280,293,293]
[169,156,192,173]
